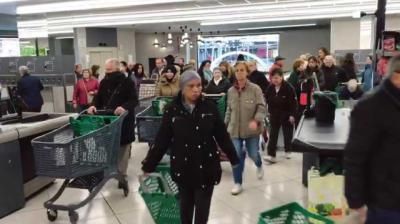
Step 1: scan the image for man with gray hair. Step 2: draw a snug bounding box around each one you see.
[345,55,400,223]
[88,58,138,193]
[16,65,44,112]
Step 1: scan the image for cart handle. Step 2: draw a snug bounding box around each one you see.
[139,173,174,195]
[79,109,123,116]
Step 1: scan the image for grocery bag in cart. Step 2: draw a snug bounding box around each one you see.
[258,202,334,224]
[139,165,180,224]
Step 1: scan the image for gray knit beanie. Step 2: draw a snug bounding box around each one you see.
[180,70,201,89]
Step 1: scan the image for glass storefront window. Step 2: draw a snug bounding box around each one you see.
[198,34,279,72]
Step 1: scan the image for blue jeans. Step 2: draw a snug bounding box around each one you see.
[366,207,400,224]
[232,137,263,184]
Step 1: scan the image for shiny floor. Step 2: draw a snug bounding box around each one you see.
[0,142,307,224]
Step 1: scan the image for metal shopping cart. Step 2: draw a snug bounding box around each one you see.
[31,110,127,223]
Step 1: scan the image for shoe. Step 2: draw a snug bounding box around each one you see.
[285,152,291,159]
[257,166,264,180]
[264,156,277,164]
[231,184,243,195]
[118,179,128,189]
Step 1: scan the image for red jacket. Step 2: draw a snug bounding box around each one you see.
[73,78,99,105]
[377,57,389,77]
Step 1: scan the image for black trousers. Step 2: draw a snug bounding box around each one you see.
[178,185,214,224]
[267,118,293,157]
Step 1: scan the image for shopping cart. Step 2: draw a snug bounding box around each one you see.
[31,110,127,224]
[139,165,180,224]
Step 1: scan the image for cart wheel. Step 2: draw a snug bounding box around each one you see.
[69,211,79,224]
[47,209,58,222]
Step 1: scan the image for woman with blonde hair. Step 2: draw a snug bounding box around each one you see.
[219,61,235,83]
[225,61,266,195]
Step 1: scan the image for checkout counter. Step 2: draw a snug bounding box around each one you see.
[0,88,71,218]
[292,103,354,187]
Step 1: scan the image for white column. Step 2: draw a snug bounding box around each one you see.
[73,27,87,65]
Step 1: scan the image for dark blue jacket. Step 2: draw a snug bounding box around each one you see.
[17,74,44,110]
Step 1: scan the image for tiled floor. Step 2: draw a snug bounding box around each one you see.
[0,142,308,224]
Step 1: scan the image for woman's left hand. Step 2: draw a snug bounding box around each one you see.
[249,120,258,131]
[89,91,95,95]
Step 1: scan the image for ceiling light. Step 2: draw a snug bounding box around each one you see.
[189,42,194,48]
[17,0,192,15]
[153,38,159,48]
[0,0,24,3]
[237,23,317,31]
[201,13,351,26]
[55,36,74,39]
[19,41,31,44]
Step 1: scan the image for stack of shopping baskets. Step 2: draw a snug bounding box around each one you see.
[31,111,127,224]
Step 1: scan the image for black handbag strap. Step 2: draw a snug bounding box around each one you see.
[105,78,127,109]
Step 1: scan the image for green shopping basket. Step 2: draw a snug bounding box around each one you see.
[258,202,334,224]
[70,115,118,137]
[139,165,180,224]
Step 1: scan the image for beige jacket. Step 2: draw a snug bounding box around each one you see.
[225,81,266,138]
[155,74,180,97]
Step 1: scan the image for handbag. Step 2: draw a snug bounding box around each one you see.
[82,80,94,104]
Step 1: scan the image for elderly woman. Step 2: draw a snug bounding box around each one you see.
[142,71,239,224]
[225,61,267,195]
[204,67,231,94]
[155,65,180,97]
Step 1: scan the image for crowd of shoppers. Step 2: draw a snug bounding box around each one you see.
[61,46,396,223]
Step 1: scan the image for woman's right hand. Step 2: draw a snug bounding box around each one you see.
[249,120,258,131]
[87,106,97,114]
[73,103,78,109]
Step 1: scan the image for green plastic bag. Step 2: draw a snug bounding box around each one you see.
[70,115,118,137]
[152,97,173,116]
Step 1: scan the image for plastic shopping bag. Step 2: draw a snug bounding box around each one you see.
[308,167,348,217]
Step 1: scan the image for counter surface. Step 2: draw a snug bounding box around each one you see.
[292,108,351,154]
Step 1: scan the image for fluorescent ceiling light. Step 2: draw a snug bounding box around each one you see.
[202,13,356,26]
[42,3,377,30]
[238,23,317,31]
[17,0,192,15]
[0,0,24,3]
[55,36,74,39]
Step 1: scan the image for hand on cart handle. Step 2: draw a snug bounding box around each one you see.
[87,106,97,115]
[289,116,295,125]
[114,106,126,116]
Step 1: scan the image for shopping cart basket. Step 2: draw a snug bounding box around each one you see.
[139,165,180,224]
[31,110,127,224]
[258,202,334,224]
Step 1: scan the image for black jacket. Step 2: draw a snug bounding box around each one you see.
[341,64,358,81]
[345,79,400,210]
[339,87,364,100]
[248,70,269,96]
[142,93,239,188]
[17,74,44,110]
[319,65,341,91]
[265,81,297,122]
[94,72,138,145]
[204,78,231,94]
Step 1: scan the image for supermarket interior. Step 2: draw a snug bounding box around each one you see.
[0,0,400,224]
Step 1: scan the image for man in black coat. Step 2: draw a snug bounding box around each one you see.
[142,71,239,224]
[17,66,44,112]
[88,58,138,190]
[345,55,400,223]
[248,60,269,97]
[319,55,345,91]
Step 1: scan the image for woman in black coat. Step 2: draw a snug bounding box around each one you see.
[142,71,239,224]
[88,59,138,190]
[265,69,297,163]
[204,67,231,94]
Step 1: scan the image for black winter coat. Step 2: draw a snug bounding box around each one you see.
[345,79,400,210]
[265,81,297,122]
[204,78,231,94]
[339,87,364,100]
[248,70,269,96]
[142,93,239,188]
[94,72,138,145]
[319,65,341,91]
